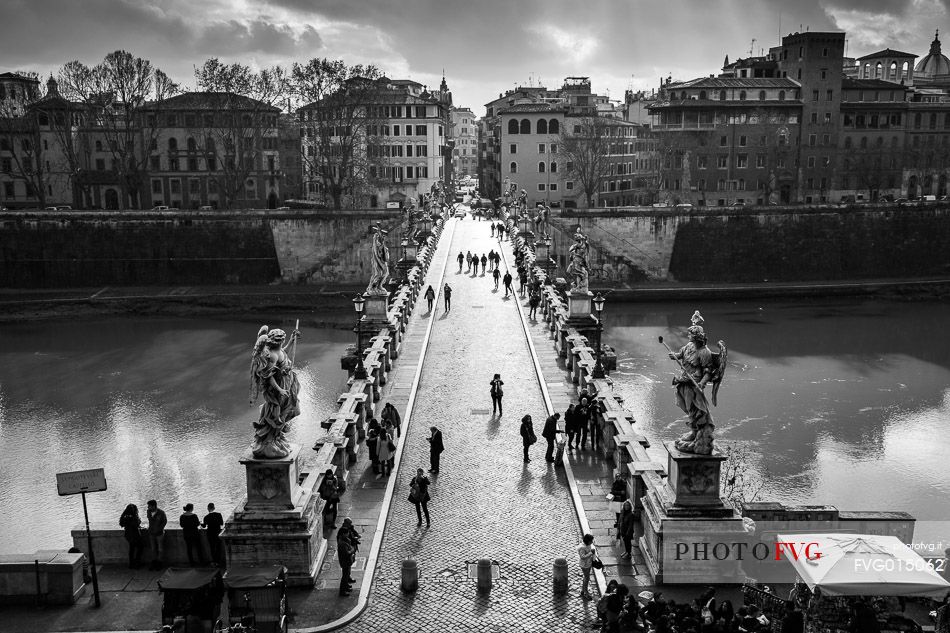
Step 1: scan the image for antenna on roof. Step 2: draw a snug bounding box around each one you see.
[750,38,756,56]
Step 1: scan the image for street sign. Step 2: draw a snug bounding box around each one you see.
[56,468,107,496]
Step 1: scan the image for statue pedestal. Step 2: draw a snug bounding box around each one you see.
[558,290,597,359]
[638,441,753,585]
[363,291,389,320]
[566,290,593,319]
[223,444,325,586]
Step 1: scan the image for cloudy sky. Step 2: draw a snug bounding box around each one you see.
[3,0,949,112]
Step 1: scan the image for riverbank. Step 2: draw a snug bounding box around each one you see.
[2,277,949,323]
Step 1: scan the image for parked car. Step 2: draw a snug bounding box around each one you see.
[674,203,694,210]
[152,205,169,210]
[198,205,213,211]
[44,206,57,210]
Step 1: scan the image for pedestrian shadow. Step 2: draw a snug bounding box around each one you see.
[486,414,502,439]
[491,288,499,294]
[439,311,451,320]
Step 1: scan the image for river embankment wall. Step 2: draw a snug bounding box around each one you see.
[549,204,950,284]
[0,209,402,288]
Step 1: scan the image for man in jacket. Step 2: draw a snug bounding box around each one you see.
[427,426,444,473]
[146,499,167,570]
[202,503,225,567]
[337,530,356,596]
[543,412,561,462]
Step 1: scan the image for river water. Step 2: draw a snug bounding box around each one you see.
[0,317,351,554]
[1,299,948,554]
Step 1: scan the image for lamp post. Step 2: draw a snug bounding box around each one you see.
[352,294,368,380]
[592,292,606,379]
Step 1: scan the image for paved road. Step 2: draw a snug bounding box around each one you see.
[343,213,598,632]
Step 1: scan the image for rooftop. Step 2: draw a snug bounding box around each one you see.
[856,48,917,61]
[143,91,281,112]
[842,77,910,90]
[670,77,800,89]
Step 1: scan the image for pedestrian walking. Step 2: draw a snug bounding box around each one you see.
[489,373,504,416]
[202,503,225,567]
[543,412,560,462]
[337,529,356,596]
[488,249,495,270]
[146,499,167,570]
[427,426,444,473]
[480,253,487,274]
[409,468,431,526]
[609,472,628,528]
[490,222,496,237]
[578,533,598,600]
[492,267,500,290]
[381,401,402,438]
[576,397,591,450]
[520,414,537,462]
[503,271,513,297]
[589,399,603,452]
[617,500,636,559]
[457,251,464,272]
[424,285,435,313]
[518,265,528,295]
[528,289,541,319]
[366,418,381,474]
[466,251,473,272]
[443,283,452,312]
[119,504,144,568]
[564,403,579,449]
[319,468,346,527]
[377,425,395,477]
[180,503,204,566]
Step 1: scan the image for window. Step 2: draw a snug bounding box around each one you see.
[537,183,545,191]
[168,137,178,151]
[719,135,727,146]
[756,155,766,168]
[809,133,816,146]
[550,143,557,154]
[98,158,108,171]
[826,89,833,101]
[717,155,727,169]
[698,155,708,169]
[415,125,426,135]
[538,161,545,173]
[170,179,181,194]
[566,181,574,190]
[549,119,559,133]
[719,90,727,101]
[406,144,413,157]
[759,90,766,101]
[3,182,13,197]
[187,158,198,171]
[739,135,747,147]
[550,161,557,173]
[549,183,558,191]
[739,91,746,101]
[538,143,546,153]
[820,70,827,80]
[822,134,830,145]
[510,143,517,154]
[508,119,518,134]
[509,161,517,173]
[807,156,815,168]
[417,145,427,156]
[736,154,748,168]
[393,124,400,136]
[822,47,829,57]
[811,112,818,124]
[189,179,200,194]
[778,90,785,101]
[207,157,216,171]
[537,119,548,134]
[824,112,832,123]
[813,90,819,101]
[860,137,868,149]
[169,157,179,171]
[520,119,530,134]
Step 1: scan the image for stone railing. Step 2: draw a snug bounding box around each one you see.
[311,213,446,491]
[501,208,665,524]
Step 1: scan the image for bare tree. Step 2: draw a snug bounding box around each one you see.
[58,50,179,209]
[720,441,767,509]
[188,58,286,209]
[557,116,612,208]
[292,59,388,209]
[0,72,46,207]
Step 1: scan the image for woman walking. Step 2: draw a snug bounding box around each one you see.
[489,373,504,416]
[119,504,144,568]
[409,468,431,527]
[520,414,536,462]
[424,285,435,313]
[617,500,636,560]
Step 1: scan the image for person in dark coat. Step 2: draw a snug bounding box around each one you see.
[529,289,541,319]
[179,503,204,566]
[520,414,536,462]
[427,426,444,473]
[319,468,346,527]
[409,468,431,526]
[146,499,168,570]
[366,419,380,474]
[564,404,578,448]
[503,271,513,297]
[542,412,560,462]
[490,222,496,237]
[576,397,591,450]
[443,283,452,312]
[457,251,464,272]
[381,402,401,438]
[489,373,504,416]
[119,504,144,568]
[202,502,225,568]
[492,266,501,290]
[480,253,487,274]
[337,530,356,596]
[517,265,528,295]
[617,500,636,559]
[424,285,435,312]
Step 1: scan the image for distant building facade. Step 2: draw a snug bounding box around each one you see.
[451,106,477,178]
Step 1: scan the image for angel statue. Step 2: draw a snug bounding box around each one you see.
[664,311,728,455]
[533,202,549,236]
[403,198,417,238]
[566,228,590,292]
[249,325,301,459]
[367,224,390,293]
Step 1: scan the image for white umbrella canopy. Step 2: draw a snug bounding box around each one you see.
[776,533,950,598]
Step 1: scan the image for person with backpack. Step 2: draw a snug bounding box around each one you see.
[489,373,504,416]
[408,468,431,527]
[118,504,144,569]
[520,414,537,462]
[424,285,435,313]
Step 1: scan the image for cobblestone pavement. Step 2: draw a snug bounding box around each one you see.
[342,213,599,632]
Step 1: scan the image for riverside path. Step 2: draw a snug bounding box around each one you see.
[339,211,600,632]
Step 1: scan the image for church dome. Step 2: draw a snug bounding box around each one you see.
[915,30,950,77]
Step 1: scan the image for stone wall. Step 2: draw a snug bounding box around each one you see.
[0,209,404,288]
[551,205,950,283]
